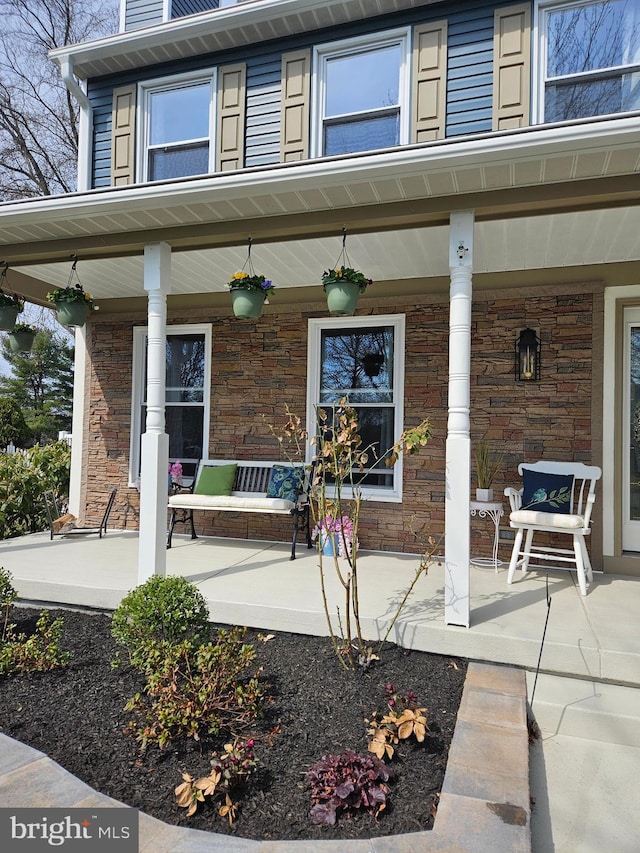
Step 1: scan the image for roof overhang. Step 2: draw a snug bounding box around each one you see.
[50,0,444,80]
[1,115,640,305]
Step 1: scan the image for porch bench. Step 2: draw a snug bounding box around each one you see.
[167,460,312,559]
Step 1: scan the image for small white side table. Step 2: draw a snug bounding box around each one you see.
[470,500,504,572]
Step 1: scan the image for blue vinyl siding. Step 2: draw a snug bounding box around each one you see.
[94,1,528,187]
[124,0,164,31]
[171,0,220,18]
[245,55,281,168]
[446,5,496,137]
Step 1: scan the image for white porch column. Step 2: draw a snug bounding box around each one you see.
[138,243,171,584]
[445,211,474,627]
[67,325,87,517]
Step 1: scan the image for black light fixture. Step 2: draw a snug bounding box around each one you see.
[515,327,540,381]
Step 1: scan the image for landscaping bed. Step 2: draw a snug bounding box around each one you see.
[0,606,467,842]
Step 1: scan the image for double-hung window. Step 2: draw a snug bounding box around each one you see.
[313,30,410,157]
[130,325,211,484]
[140,73,215,181]
[307,315,405,501]
[537,0,640,122]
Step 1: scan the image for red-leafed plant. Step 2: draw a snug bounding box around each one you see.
[306,749,395,825]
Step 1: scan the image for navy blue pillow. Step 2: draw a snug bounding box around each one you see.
[267,465,304,502]
[521,470,574,513]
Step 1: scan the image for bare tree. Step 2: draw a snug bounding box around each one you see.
[0,0,118,200]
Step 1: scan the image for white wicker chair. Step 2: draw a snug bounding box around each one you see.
[504,461,602,595]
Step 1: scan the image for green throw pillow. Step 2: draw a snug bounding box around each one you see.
[194,464,237,496]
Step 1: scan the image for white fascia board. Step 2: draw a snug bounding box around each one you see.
[50,0,443,79]
[1,114,639,227]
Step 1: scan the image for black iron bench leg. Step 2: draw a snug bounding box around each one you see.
[167,509,177,549]
[290,504,312,560]
[167,509,197,549]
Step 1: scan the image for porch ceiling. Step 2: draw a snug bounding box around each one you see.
[1,116,640,304]
[10,205,640,305]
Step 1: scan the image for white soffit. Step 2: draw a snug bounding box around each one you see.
[0,116,639,255]
[50,0,442,79]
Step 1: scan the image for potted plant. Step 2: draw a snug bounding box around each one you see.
[312,512,358,557]
[473,439,504,502]
[0,292,24,331]
[7,322,37,353]
[228,271,275,319]
[322,266,372,316]
[46,283,95,327]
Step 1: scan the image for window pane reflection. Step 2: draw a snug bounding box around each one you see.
[320,326,394,404]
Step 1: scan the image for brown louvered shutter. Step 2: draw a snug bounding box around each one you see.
[493,3,531,130]
[411,21,448,143]
[280,49,311,162]
[217,63,246,171]
[111,84,136,186]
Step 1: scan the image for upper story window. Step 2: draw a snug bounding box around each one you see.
[312,30,410,157]
[538,0,640,122]
[140,74,215,181]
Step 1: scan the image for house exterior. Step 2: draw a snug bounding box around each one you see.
[1,0,640,627]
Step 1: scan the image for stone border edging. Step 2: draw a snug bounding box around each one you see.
[0,662,530,852]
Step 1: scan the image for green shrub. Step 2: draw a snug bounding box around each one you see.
[0,566,17,638]
[0,441,71,540]
[124,627,266,748]
[111,575,210,668]
[0,398,31,448]
[0,610,71,676]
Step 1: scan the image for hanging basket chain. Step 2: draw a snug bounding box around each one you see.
[331,227,353,271]
[0,262,20,301]
[241,237,257,279]
[67,254,85,294]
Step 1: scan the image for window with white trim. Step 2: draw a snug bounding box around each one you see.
[537,0,640,122]
[312,29,410,157]
[307,315,405,501]
[130,325,211,483]
[139,73,215,181]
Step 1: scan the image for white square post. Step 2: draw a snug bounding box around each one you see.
[138,242,171,584]
[445,211,474,627]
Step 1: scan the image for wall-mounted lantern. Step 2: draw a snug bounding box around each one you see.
[515,328,540,381]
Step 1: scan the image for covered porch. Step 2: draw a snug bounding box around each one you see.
[3,116,640,628]
[2,530,637,686]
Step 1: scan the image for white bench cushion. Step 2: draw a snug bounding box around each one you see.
[168,493,295,513]
[510,509,585,530]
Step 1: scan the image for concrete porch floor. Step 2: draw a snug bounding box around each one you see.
[1,531,640,851]
[1,530,638,685]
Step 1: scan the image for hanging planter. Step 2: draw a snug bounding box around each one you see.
[227,238,275,320]
[322,228,372,317]
[55,301,90,327]
[46,255,96,327]
[8,323,37,353]
[0,264,25,331]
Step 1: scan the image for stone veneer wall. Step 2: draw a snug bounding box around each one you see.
[82,283,600,557]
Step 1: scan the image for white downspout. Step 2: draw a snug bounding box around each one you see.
[58,57,92,193]
[59,57,93,516]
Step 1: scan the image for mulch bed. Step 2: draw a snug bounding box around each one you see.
[0,607,467,842]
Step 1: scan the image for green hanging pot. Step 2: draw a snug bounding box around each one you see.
[324,281,361,316]
[56,301,90,327]
[0,304,20,331]
[230,288,266,319]
[8,329,36,353]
